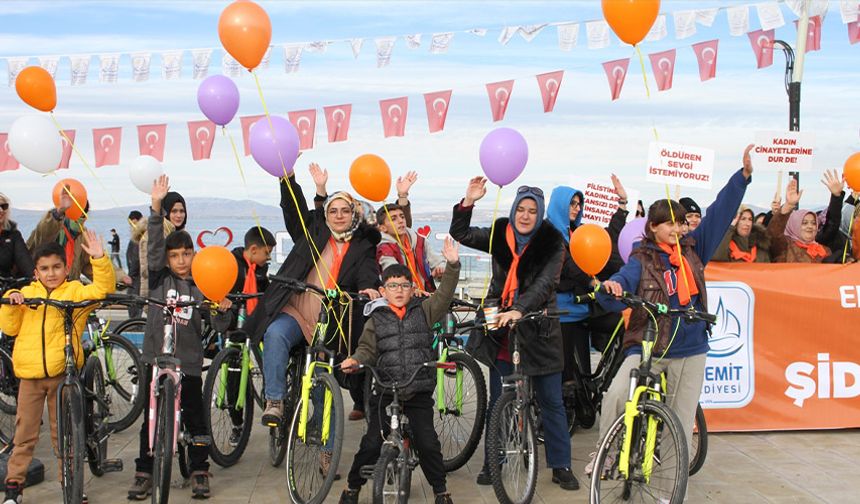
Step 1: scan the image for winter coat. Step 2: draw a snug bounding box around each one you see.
[132,217,175,297]
[449,205,564,376]
[0,221,34,278]
[711,224,771,263]
[767,210,834,264]
[230,247,270,294]
[376,228,445,292]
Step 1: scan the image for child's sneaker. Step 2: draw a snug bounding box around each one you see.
[3,481,23,504]
[261,400,284,426]
[191,471,211,499]
[127,472,152,500]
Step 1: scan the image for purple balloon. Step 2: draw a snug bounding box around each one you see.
[197,75,240,126]
[249,115,300,177]
[619,218,647,264]
[479,128,528,186]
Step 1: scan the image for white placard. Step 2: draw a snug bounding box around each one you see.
[752,131,815,172]
[646,141,715,189]
[568,177,640,227]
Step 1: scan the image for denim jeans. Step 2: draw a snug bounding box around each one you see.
[484,360,571,469]
[263,313,305,400]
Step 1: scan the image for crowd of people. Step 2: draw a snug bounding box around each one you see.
[0,143,857,503]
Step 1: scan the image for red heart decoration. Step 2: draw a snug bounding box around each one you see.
[196,226,234,249]
[417,225,431,239]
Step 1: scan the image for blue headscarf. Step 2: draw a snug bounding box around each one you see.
[547,186,584,244]
[509,187,545,253]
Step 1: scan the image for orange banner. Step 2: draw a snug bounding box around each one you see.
[702,263,860,431]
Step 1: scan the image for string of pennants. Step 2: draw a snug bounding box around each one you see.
[3,0,858,87]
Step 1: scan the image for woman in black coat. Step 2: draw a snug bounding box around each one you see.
[0,193,34,281]
[449,176,579,491]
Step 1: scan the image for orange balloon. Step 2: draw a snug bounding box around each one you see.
[350,154,392,202]
[51,178,88,221]
[570,224,612,277]
[192,246,238,302]
[602,0,661,46]
[218,0,272,71]
[15,66,57,112]
[844,152,860,192]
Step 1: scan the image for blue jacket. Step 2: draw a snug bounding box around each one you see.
[547,186,589,322]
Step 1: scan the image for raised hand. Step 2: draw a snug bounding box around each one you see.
[463,176,487,207]
[742,144,755,179]
[821,168,844,197]
[80,228,105,259]
[441,236,460,264]
[782,178,802,214]
[151,174,170,213]
[396,171,418,197]
[309,162,328,195]
[611,174,628,204]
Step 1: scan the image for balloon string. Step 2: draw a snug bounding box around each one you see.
[383,206,423,290]
[634,45,659,142]
[223,126,268,249]
[843,203,857,264]
[479,186,503,308]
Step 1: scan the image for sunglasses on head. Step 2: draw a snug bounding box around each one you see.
[516,186,544,197]
[0,203,8,211]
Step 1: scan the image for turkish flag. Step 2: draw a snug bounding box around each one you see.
[138,124,167,161]
[57,130,75,170]
[379,97,408,138]
[423,90,452,133]
[536,71,564,113]
[485,80,514,121]
[794,15,822,52]
[240,115,265,156]
[692,39,719,81]
[187,120,216,161]
[288,109,316,150]
[648,49,676,92]
[93,127,122,168]
[0,133,19,172]
[602,58,630,101]
[323,105,352,143]
[748,29,775,69]
[851,20,860,45]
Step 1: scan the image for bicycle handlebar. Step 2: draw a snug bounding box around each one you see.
[614,292,716,324]
[103,293,205,310]
[0,276,32,289]
[0,297,105,310]
[350,361,456,392]
[225,292,264,303]
[267,274,371,302]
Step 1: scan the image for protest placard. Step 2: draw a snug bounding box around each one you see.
[646,141,715,189]
[569,176,640,226]
[752,131,815,171]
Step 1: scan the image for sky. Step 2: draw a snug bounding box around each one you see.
[0,0,858,217]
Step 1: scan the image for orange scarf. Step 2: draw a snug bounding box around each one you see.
[62,226,75,270]
[794,240,827,260]
[388,304,406,320]
[402,235,425,291]
[729,241,757,263]
[500,225,527,308]
[657,242,699,306]
[326,238,350,289]
[242,257,258,314]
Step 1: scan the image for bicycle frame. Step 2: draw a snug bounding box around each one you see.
[213,301,260,412]
[84,315,123,398]
[434,312,466,415]
[147,308,183,457]
[296,299,336,444]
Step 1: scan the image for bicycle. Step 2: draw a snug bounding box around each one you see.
[589,293,715,504]
[202,292,265,467]
[355,360,457,504]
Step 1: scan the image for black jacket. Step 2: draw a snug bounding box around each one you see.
[449,203,564,376]
[230,247,270,294]
[0,223,34,278]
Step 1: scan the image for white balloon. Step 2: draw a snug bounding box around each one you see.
[7,115,62,174]
[129,155,164,194]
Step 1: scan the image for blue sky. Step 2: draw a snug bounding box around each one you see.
[0,0,858,216]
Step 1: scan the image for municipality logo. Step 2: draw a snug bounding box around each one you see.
[707,297,744,358]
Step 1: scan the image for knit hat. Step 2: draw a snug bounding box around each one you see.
[679,197,701,215]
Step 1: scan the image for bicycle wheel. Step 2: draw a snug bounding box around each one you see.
[372,445,411,504]
[590,400,688,504]
[99,333,144,433]
[286,372,345,504]
[269,424,288,467]
[58,384,85,504]
[434,352,487,472]
[487,391,538,504]
[0,348,18,446]
[152,379,176,504]
[203,347,254,467]
[178,442,191,479]
[114,317,146,348]
[689,403,708,476]
[83,356,108,477]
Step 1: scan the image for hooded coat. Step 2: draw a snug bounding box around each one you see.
[712,223,771,263]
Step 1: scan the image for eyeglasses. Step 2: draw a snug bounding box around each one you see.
[569,200,581,209]
[0,203,8,211]
[516,186,544,197]
[384,282,413,291]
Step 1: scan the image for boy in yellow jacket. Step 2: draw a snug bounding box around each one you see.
[0,228,115,504]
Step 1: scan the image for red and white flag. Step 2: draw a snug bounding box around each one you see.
[288,109,317,150]
[423,90,452,133]
[748,29,775,69]
[602,58,630,101]
[58,130,75,170]
[850,20,860,45]
[795,15,822,52]
[486,80,514,122]
[648,49,676,92]
[379,97,408,138]
[187,120,216,161]
[323,105,352,143]
[93,127,122,168]
[536,71,564,113]
[137,124,167,161]
[240,115,265,156]
[692,39,719,81]
[0,134,19,172]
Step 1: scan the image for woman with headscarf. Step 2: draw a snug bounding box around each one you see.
[26,189,91,280]
[449,177,579,491]
[132,190,187,297]
[0,193,34,282]
[712,207,771,263]
[245,162,380,431]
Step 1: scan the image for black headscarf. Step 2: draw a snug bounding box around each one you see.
[162,192,187,230]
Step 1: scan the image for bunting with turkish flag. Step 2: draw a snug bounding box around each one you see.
[748,29,775,69]
[379,97,408,138]
[58,130,75,170]
[536,71,563,112]
[423,90,452,133]
[187,119,216,161]
[486,80,514,121]
[692,39,719,81]
[0,134,18,172]
[93,127,122,167]
[851,20,860,45]
[795,15,822,52]
[648,49,676,92]
[602,58,630,101]
[323,105,351,143]
[240,115,265,156]
[288,109,317,150]
[138,124,167,161]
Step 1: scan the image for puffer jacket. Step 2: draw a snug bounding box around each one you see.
[0,255,115,379]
